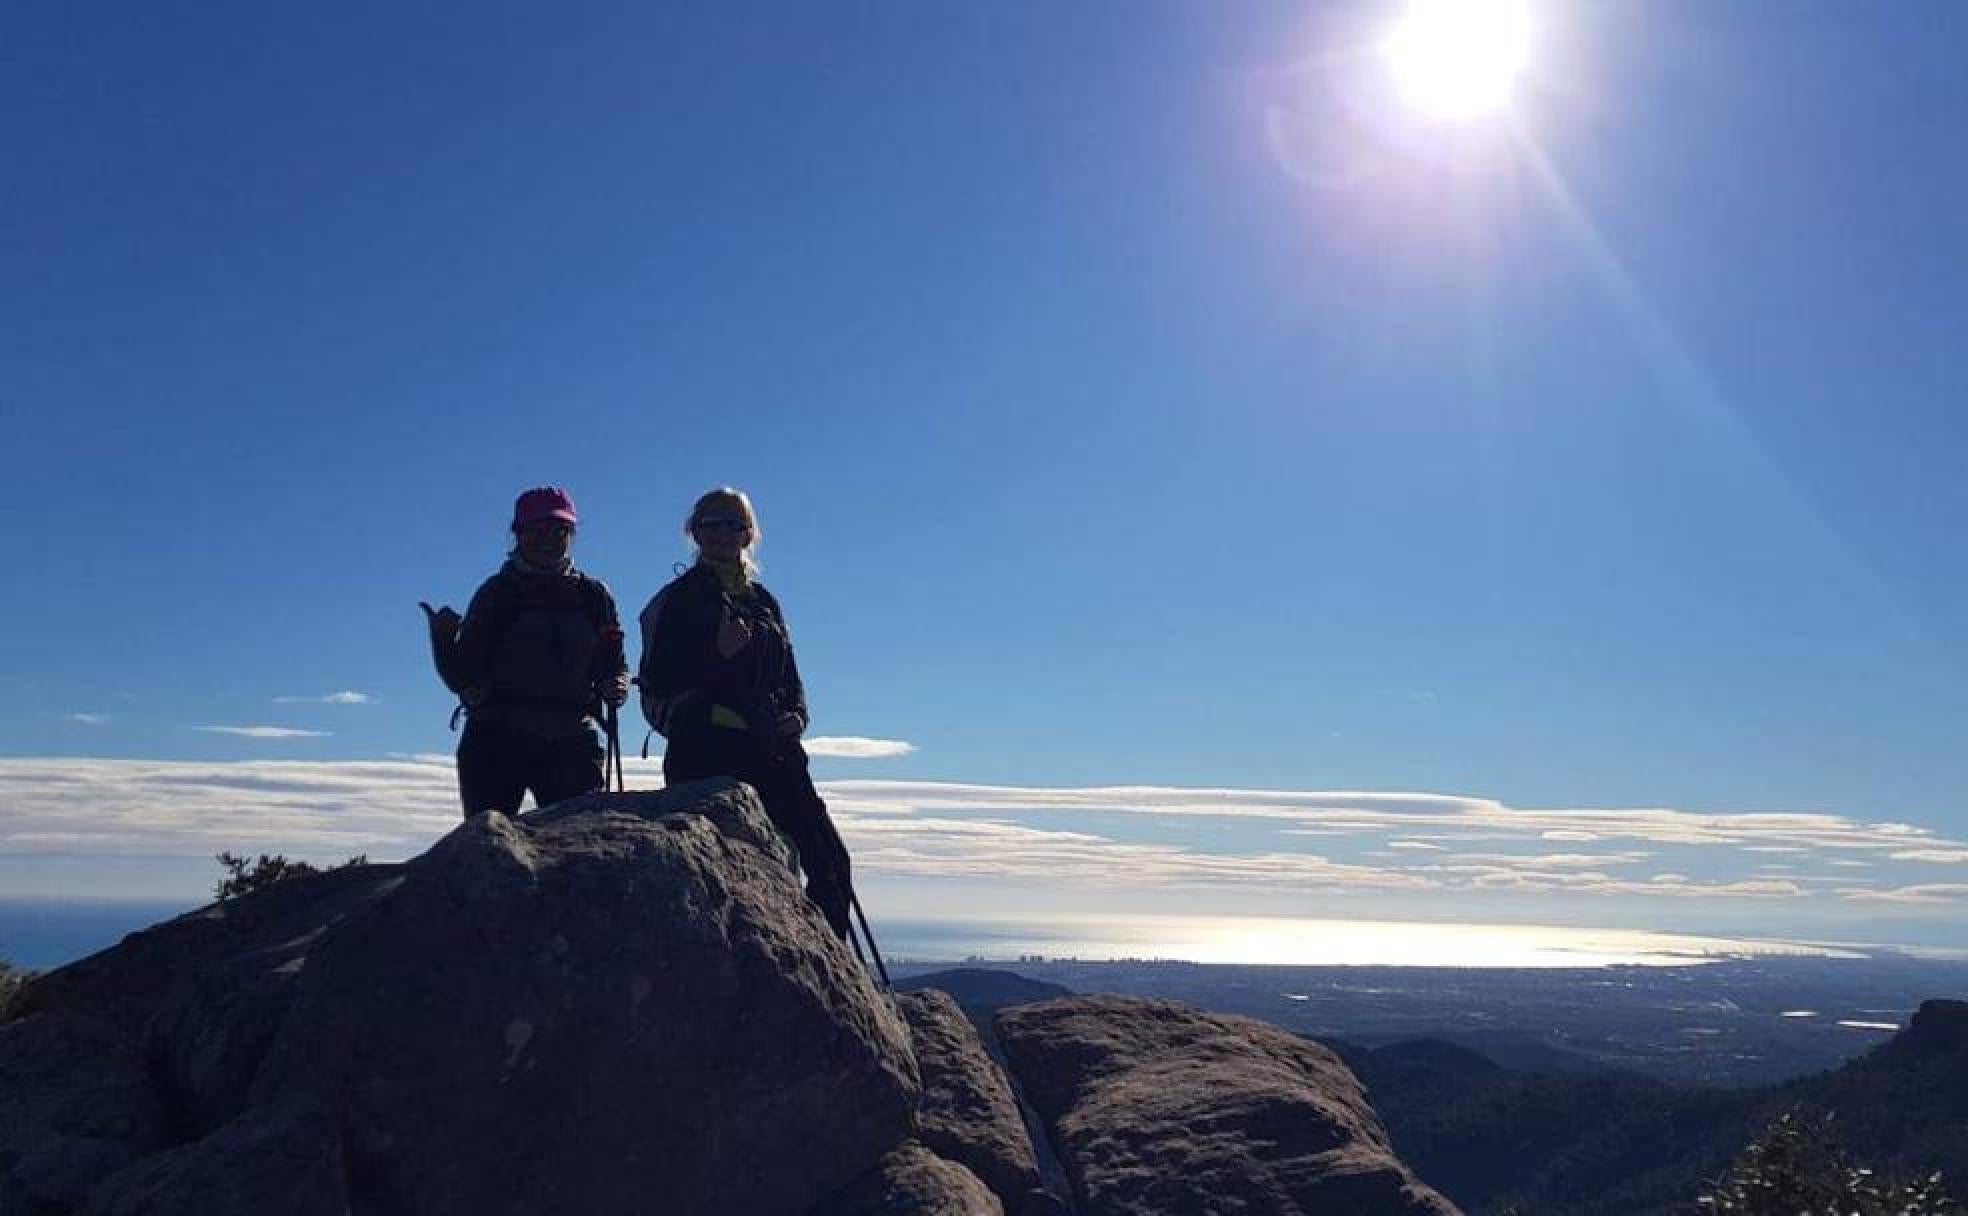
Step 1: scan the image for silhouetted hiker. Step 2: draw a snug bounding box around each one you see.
[422,486,630,817]
[639,487,854,939]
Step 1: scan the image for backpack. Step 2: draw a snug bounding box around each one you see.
[442,565,622,729]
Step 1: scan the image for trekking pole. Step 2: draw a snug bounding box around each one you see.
[602,627,629,792]
[604,703,626,792]
[850,891,890,989]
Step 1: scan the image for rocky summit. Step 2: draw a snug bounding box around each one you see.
[1,780,1454,1215]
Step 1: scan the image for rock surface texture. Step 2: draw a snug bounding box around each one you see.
[896,989,1059,1216]
[810,1141,1005,1216]
[996,995,1464,1216]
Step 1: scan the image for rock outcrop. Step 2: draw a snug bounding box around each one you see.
[2,780,1463,1216]
[996,994,1463,1216]
[1774,995,1968,1198]
[1901,997,1968,1049]
[1,781,918,1216]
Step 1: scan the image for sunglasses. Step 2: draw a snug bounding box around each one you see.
[522,522,575,539]
[694,515,753,533]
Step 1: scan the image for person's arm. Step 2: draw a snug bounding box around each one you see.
[419,601,463,684]
[761,588,809,737]
[436,578,506,703]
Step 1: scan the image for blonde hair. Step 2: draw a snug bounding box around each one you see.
[684,486,761,574]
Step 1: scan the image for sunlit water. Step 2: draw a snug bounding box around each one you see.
[2,900,1872,972]
[879,914,1863,969]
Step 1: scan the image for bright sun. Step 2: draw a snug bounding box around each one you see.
[1382,0,1532,121]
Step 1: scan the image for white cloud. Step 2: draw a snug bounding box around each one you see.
[64,713,110,726]
[804,736,915,759]
[1446,851,1654,869]
[0,756,459,866]
[823,781,1968,859]
[1415,865,1806,900]
[195,726,333,739]
[845,813,1435,894]
[1892,849,1968,864]
[273,691,374,705]
[1842,884,1968,906]
[2,761,1966,936]
[1684,879,1807,898]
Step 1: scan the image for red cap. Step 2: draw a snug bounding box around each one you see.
[513,486,579,529]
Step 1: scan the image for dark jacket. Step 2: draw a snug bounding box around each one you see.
[436,559,627,738]
[638,564,808,742]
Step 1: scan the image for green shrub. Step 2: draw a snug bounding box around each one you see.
[213,851,368,901]
[1690,1111,1960,1215]
[0,957,31,1021]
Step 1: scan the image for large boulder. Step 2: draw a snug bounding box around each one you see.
[995,995,1461,1216]
[245,785,919,1215]
[896,989,1057,1216]
[2,780,918,1216]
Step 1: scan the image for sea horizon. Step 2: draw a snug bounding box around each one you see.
[6,896,1937,974]
[874,912,1895,969]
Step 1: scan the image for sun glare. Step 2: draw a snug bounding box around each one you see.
[1382,0,1532,121]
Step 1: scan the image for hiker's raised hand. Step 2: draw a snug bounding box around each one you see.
[420,601,463,643]
[598,672,630,707]
[716,609,753,659]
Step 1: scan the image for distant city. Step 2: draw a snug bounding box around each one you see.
[891,950,1968,1088]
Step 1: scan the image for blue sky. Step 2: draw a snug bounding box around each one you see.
[4,3,1967,948]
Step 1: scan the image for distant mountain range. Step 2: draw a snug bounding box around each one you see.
[1339,997,1968,1215]
[895,967,1074,1012]
[902,966,1968,1215]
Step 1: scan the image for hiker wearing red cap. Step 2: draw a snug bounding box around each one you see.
[638,487,854,939]
[421,486,631,816]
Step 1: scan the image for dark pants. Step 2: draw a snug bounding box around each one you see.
[457,717,604,818]
[664,727,852,939]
